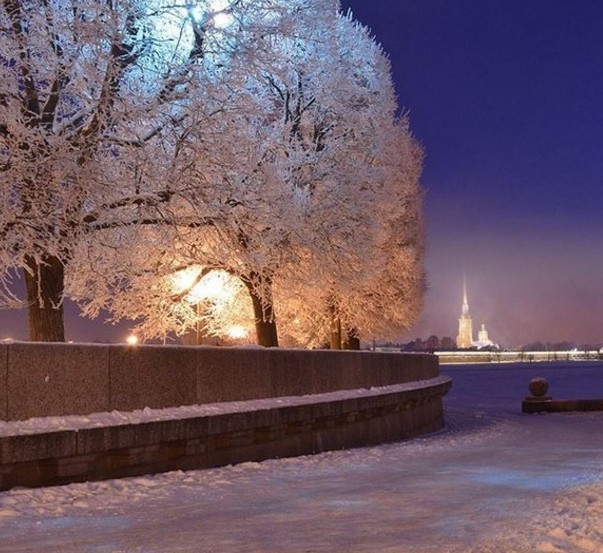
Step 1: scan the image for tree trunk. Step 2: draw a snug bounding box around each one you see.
[243,273,279,347]
[249,291,279,347]
[327,295,342,349]
[330,316,342,350]
[344,328,360,350]
[23,255,66,342]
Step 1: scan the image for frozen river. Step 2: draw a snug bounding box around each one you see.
[1,361,602,552]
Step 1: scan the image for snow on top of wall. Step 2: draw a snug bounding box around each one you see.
[0,376,449,437]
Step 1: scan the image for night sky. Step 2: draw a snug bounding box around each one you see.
[341,0,603,347]
[2,1,602,347]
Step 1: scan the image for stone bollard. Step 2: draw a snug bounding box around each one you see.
[522,377,553,413]
[527,377,551,400]
[523,377,603,414]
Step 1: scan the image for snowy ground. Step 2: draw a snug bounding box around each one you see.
[1,361,603,552]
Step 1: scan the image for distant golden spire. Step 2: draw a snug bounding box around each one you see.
[457,276,473,348]
[462,276,469,316]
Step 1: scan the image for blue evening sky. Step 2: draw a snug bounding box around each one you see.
[341,0,603,346]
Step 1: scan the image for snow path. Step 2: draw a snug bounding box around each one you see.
[0,361,602,552]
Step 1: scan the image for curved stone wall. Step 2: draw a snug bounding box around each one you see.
[0,344,451,490]
[0,343,440,421]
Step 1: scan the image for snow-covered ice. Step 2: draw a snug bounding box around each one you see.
[1,361,603,552]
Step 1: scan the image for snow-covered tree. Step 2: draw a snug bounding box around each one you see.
[270,14,426,348]
[273,117,425,348]
[69,4,424,347]
[0,0,332,341]
[0,0,203,340]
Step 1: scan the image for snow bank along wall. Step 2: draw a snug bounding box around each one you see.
[0,343,451,490]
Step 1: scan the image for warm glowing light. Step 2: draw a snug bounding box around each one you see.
[227,325,248,339]
[172,266,202,302]
[171,266,233,303]
[171,266,251,341]
[126,334,139,346]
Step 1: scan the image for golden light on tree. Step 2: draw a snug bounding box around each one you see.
[58,0,424,348]
[171,267,238,304]
[169,267,254,342]
[226,325,249,340]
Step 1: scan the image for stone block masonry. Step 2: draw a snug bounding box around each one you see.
[109,346,198,412]
[0,377,451,491]
[0,344,450,489]
[7,342,110,420]
[0,343,440,421]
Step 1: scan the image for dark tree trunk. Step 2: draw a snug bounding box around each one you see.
[23,255,66,342]
[327,295,342,349]
[344,328,360,350]
[243,273,279,347]
[330,316,342,350]
[249,291,279,347]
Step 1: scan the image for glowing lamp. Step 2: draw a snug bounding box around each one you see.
[227,325,248,339]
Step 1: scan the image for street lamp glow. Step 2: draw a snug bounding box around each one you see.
[170,266,250,341]
[126,334,139,346]
[227,325,248,339]
[171,266,232,303]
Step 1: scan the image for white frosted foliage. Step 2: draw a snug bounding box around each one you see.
[1,0,423,344]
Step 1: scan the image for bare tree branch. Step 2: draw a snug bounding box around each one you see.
[2,0,41,120]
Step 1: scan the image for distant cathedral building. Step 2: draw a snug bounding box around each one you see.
[456,280,473,349]
[456,280,497,349]
[475,323,494,349]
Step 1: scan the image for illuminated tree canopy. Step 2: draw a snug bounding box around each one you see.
[0,0,424,346]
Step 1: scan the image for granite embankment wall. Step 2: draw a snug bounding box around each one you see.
[0,343,441,421]
[0,344,451,490]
